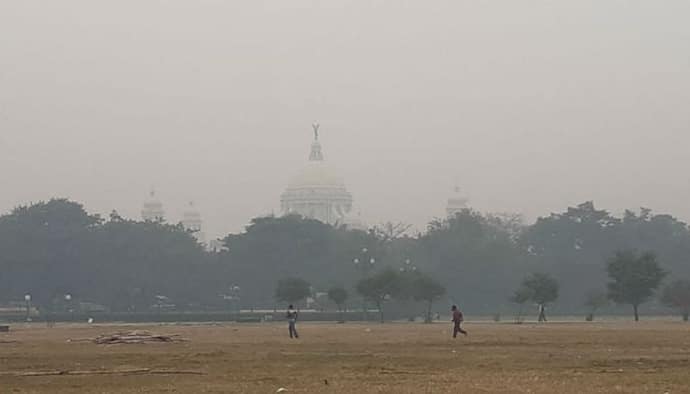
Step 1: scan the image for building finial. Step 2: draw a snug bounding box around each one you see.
[308,122,324,161]
[312,122,320,140]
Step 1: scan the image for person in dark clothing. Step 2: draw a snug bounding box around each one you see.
[451,305,468,338]
[538,304,547,322]
[286,305,299,339]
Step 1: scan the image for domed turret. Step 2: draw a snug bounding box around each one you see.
[446,185,468,217]
[142,189,165,222]
[182,201,206,244]
[280,123,353,225]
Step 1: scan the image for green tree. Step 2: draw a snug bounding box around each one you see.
[0,199,101,305]
[327,286,348,319]
[520,272,559,321]
[583,290,609,321]
[356,269,399,323]
[220,215,380,306]
[275,278,311,306]
[410,272,446,323]
[0,199,214,311]
[519,201,619,310]
[510,287,533,323]
[606,250,667,321]
[420,208,525,311]
[660,279,690,321]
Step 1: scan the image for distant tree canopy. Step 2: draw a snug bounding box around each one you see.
[583,290,609,321]
[510,286,533,322]
[0,199,215,311]
[511,272,559,322]
[275,278,311,306]
[420,209,526,310]
[327,286,348,312]
[521,273,560,306]
[356,268,400,323]
[606,250,667,321]
[660,280,690,321]
[220,215,378,306]
[519,202,689,309]
[1,199,690,318]
[408,272,446,323]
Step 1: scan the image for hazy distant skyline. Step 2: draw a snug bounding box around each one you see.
[2,1,689,238]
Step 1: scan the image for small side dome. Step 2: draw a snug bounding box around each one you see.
[142,189,165,221]
[446,186,468,217]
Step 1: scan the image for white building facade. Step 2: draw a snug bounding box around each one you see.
[280,124,353,225]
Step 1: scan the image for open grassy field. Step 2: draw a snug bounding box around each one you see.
[1,321,689,393]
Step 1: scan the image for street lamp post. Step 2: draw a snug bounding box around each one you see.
[230,285,241,314]
[24,294,32,322]
[65,294,73,321]
[353,248,376,277]
[353,247,376,321]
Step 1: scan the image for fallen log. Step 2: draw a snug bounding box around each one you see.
[0,368,204,377]
[0,371,65,377]
[66,368,150,375]
[149,370,205,375]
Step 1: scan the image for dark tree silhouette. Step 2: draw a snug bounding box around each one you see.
[606,250,667,321]
[661,279,690,321]
[275,278,311,306]
[583,290,609,321]
[356,269,399,323]
[409,272,446,323]
[327,286,348,320]
[514,272,559,322]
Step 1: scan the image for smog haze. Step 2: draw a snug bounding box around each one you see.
[2,1,689,237]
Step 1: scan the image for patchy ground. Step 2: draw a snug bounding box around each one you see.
[0,321,689,393]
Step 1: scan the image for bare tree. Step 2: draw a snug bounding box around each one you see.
[372,222,413,242]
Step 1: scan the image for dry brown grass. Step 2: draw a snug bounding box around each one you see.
[1,321,689,393]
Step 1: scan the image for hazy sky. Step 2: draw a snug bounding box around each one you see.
[2,1,689,238]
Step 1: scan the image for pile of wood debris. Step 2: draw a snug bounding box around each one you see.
[90,330,185,345]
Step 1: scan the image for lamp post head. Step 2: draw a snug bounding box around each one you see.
[353,258,360,264]
[24,294,31,301]
[65,294,72,301]
[370,258,376,265]
[362,248,368,253]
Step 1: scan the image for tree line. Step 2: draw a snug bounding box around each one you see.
[0,199,689,320]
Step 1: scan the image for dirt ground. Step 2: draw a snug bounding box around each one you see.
[0,321,689,393]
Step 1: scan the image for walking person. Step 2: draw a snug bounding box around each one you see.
[451,305,468,338]
[286,304,299,339]
[538,304,547,322]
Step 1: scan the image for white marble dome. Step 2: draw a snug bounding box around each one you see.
[281,124,353,225]
[288,160,345,189]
